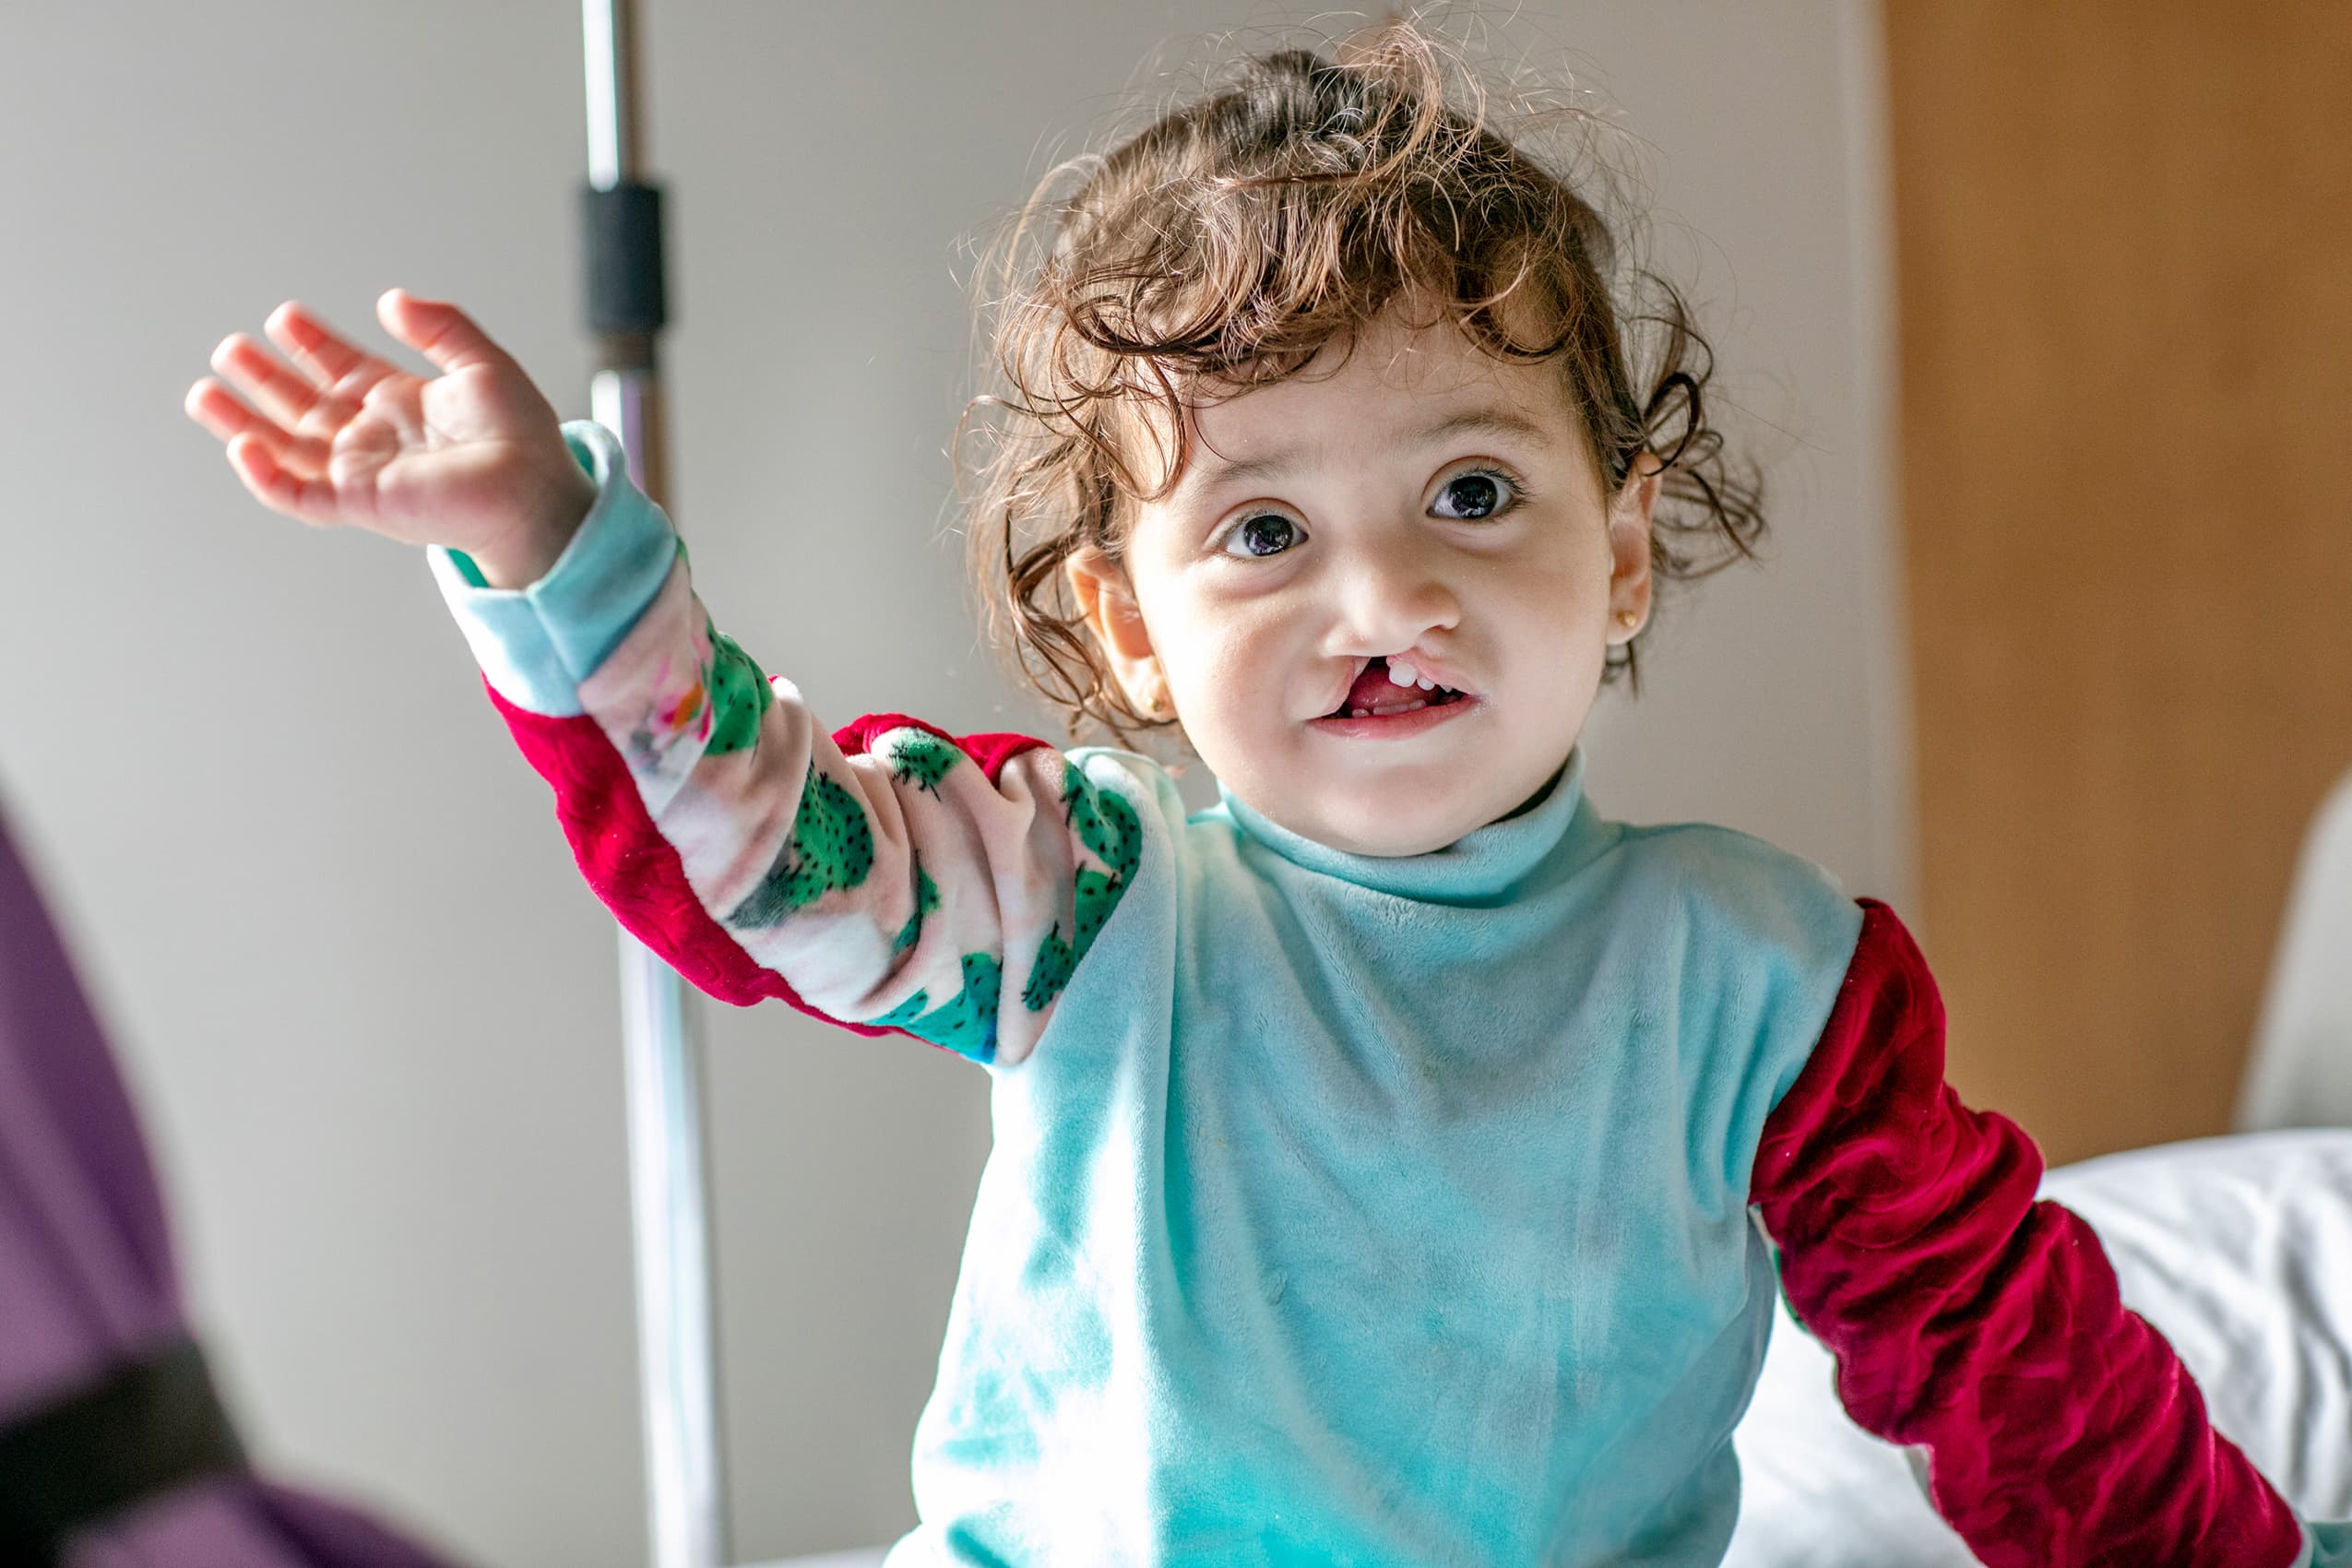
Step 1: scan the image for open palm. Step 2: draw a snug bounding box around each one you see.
[184,289,589,575]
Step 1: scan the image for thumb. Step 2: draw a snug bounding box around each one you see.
[376,288,513,377]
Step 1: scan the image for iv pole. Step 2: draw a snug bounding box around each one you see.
[579,4,730,1565]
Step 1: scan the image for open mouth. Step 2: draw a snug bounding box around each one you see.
[1325,656,1471,720]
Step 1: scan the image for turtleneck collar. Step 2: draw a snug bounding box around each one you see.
[1210,746,1600,903]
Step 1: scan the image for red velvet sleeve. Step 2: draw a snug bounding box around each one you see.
[1749,897,2303,1567]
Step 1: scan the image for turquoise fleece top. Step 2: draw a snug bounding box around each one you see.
[904,754,1867,1566]
[431,421,1871,1564]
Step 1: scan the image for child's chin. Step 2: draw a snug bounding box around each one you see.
[1309,800,1484,859]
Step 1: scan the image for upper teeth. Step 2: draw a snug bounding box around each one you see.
[1387,659,1437,691]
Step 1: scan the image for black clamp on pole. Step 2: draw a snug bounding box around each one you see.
[582,179,668,371]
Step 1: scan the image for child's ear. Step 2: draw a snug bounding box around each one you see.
[1064,545,1165,708]
[1606,452,1664,644]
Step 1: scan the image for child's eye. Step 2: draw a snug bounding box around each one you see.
[1430,468,1519,520]
[1219,511,1304,559]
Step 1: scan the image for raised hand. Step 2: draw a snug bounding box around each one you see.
[184,289,596,587]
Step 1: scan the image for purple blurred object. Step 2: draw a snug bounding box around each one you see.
[0,799,467,1568]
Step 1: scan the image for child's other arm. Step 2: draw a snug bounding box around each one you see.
[430,419,1138,1067]
[1749,899,2330,1567]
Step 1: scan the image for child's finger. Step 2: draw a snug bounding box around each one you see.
[262,301,401,403]
[208,333,353,434]
[185,378,333,477]
[225,432,341,529]
[375,288,517,379]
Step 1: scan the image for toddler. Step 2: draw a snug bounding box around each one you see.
[184,24,2347,1568]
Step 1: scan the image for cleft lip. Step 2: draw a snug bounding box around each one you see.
[1318,655,1371,719]
[1378,647,1477,702]
[1319,650,1479,719]
[1395,648,1476,700]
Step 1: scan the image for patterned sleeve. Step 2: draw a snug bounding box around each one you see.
[1748,897,2310,1568]
[426,420,1138,1069]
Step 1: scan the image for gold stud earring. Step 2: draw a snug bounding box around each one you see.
[1616,610,1639,629]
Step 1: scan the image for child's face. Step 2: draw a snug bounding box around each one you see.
[1069,308,1659,857]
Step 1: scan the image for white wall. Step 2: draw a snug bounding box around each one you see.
[0,1,1901,1562]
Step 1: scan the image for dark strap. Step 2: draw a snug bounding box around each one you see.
[0,1337,246,1565]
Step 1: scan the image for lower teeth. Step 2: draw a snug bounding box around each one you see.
[1333,688,1461,720]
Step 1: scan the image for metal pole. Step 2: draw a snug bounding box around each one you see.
[580,5,728,1565]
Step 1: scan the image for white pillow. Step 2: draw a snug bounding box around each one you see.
[1726,1128,2352,1566]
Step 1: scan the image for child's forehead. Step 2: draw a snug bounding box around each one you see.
[1126,315,1586,488]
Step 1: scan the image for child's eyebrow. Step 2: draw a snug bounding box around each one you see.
[1402,406,1559,454]
[1183,405,1558,492]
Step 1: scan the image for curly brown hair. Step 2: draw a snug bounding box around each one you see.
[958,18,1764,745]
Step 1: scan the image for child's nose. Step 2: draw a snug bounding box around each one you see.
[1328,536,1461,652]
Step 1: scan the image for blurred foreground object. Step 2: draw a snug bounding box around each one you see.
[0,794,466,1568]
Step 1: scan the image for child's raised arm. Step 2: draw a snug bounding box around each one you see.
[186,294,1143,1068]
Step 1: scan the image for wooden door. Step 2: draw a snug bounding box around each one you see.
[1884,1,2352,1164]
